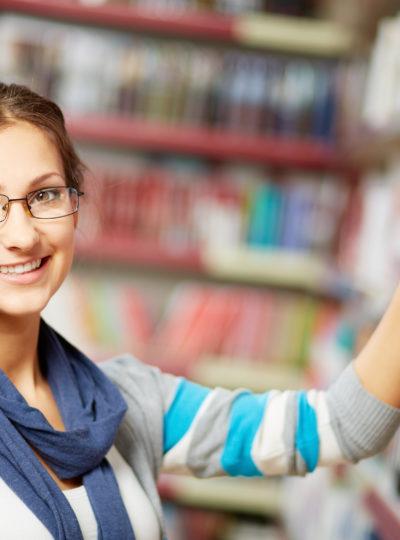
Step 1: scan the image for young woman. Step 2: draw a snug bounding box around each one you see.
[0,81,399,540]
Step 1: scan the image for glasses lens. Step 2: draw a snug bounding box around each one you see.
[28,187,79,219]
[0,195,8,222]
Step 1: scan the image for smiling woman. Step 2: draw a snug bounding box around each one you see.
[1,81,400,540]
[0,121,77,316]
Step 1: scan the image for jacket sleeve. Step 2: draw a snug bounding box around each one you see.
[159,363,400,477]
[101,356,400,478]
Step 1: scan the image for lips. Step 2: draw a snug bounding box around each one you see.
[0,256,50,274]
[0,259,41,274]
[0,256,51,284]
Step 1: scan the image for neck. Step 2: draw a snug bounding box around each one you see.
[0,314,43,394]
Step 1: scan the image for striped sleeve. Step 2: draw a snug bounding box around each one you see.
[161,364,400,477]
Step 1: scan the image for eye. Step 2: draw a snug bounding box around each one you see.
[29,188,61,205]
[0,196,9,218]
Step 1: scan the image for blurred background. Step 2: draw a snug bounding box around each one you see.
[2,0,400,538]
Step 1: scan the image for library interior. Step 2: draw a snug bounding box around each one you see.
[1,0,400,539]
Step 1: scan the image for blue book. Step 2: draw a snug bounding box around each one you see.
[312,66,336,141]
[247,183,283,247]
[280,181,314,250]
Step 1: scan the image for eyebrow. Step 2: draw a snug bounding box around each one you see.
[0,172,64,192]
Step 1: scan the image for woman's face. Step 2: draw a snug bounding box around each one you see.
[0,121,76,317]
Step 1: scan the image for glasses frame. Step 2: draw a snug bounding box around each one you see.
[0,186,85,223]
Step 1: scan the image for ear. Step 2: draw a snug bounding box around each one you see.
[73,212,78,229]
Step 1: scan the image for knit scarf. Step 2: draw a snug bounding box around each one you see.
[0,319,135,539]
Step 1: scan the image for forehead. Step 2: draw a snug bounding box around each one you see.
[0,121,63,192]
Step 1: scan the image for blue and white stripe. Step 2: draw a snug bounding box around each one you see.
[162,380,344,477]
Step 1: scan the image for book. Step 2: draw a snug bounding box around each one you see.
[0,13,339,141]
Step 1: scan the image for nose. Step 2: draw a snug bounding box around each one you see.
[0,199,40,251]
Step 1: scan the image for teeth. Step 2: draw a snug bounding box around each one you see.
[0,258,42,274]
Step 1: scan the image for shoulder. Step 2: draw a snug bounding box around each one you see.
[99,355,171,479]
[99,354,180,413]
[100,354,156,387]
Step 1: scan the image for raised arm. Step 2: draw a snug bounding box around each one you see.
[354,283,400,408]
[101,320,400,481]
[160,365,400,478]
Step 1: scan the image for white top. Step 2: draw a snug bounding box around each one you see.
[0,446,160,539]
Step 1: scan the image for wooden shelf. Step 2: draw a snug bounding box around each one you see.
[235,12,354,56]
[0,0,234,40]
[67,115,340,170]
[203,245,353,299]
[158,474,282,516]
[0,0,354,56]
[192,357,306,391]
[74,236,203,273]
[75,238,351,298]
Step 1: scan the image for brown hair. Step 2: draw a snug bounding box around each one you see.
[0,82,86,191]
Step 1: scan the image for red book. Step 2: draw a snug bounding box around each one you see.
[336,183,363,274]
[216,289,244,359]
[181,287,234,369]
[148,285,209,374]
[120,286,154,357]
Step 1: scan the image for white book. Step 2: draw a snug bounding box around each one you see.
[363,15,400,129]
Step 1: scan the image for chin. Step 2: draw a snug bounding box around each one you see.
[0,289,55,319]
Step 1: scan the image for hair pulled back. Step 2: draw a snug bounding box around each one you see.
[0,83,85,190]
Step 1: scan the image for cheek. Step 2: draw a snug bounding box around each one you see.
[59,227,75,250]
[47,221,76,268]
[47,216,76,245]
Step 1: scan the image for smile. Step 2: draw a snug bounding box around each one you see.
[0,258,45,274]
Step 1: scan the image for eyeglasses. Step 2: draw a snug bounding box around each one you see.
[0,186,84,222]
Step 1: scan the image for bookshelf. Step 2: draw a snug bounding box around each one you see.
[202,246,352,298]
[67,116,341,170]
[0,4,364,539]
[75,236,203,274]
[191,357,306,392]
[0,0,354,56]
[75,239,351,299]
[331,13,400,535]
[332,15,400,535]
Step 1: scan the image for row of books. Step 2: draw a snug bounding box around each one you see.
[79,0,315,16]
[337,161,400,301]
[71,150,400,303]
[81,165,348,254]
[0,14,338,140]
[147,282,339,372]
[45,275,340,374]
